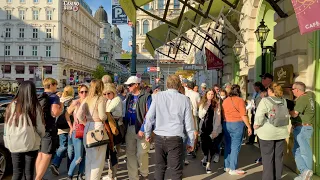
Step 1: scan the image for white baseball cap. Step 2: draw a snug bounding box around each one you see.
[124,76,141,85]
[201,83,207,88]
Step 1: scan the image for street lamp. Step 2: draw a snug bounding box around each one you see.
[232,39,243,56]
[255,19,272,75]
[1,33,5,78]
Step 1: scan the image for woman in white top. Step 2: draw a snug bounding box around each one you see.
[198,89,221,174]
[4,81,45,180]
[77,79,108,180]
[103,84,123,180]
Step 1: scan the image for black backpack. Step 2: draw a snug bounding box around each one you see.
[38,92,56,131]
[56,99,73,129]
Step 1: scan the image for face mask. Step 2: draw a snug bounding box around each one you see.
[220,96,226,99]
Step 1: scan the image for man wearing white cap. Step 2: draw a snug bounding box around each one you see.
[200,83,207,96]
[123,76,152,180]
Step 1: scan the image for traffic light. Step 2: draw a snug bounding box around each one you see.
[75,76,79,83]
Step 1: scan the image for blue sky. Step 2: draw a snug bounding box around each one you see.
[87,0,132,51]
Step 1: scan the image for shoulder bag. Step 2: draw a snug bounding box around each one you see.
[86,96,109,148]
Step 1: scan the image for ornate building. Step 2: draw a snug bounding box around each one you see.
[0,0,101,86]
[94,6,128,82]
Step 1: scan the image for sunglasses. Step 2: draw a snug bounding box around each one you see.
[103,92,112,96]
[79,91,88,94]
[128,83,135,87]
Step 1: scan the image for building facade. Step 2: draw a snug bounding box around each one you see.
[0,0,101,86]
[93,5,128,82]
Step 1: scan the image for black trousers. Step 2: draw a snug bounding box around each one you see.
[154,135,183,180]
[200,133,214,162]
[248,114,256,143]
[11,150,38,180]
[259,138,285,180]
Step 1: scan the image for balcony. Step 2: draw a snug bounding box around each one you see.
[0,56,63,62]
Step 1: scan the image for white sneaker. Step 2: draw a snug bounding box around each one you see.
[302,170,313,180]
[184,160,190,165]
[104,161,109,169]
[201,156,207,167]
[224,168,230,172]
[228,169,245,175]
[206,162,212,174]
[213,154,220,163]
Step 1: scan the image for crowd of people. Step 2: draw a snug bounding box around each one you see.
[2,72,315,180]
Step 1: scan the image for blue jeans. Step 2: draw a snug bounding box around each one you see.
[223,121,244,170]
[52,133,68,168]
[292,126,313,174]
[68,131,85,176]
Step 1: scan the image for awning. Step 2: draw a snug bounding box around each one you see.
[119,0,153,25]
[145,0,240,56]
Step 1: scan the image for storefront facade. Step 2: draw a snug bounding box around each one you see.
[232,0,320,175]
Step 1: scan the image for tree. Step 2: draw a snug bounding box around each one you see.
[92,65,112,80]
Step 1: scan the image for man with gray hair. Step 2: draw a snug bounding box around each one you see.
[290,81,315,180]
[144,74,195,179]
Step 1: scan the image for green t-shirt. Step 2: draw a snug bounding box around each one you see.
[291,92,315,125]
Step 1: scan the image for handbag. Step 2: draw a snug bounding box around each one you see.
[75,121,85,138]
[85,97,109,148]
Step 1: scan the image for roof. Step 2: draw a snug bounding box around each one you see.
[94,6,108,23]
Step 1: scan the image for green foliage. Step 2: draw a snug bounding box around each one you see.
[92,65,113,80]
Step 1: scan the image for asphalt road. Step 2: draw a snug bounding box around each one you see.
[4,143,318,180]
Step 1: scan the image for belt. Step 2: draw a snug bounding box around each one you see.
[156,135,181,140]
[293,123,312,128]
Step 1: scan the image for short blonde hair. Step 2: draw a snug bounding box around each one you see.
[78,84,89,93]
[104,84,117,95]
[43,77,58,89]
[102,75,112,84]
[269,82,283,97]
[166,74,182,90]
[88,79,104,98]
[62,85,74,97]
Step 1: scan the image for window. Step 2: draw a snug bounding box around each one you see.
[19,28,25,38]
[33,29,38,38]
[4,65,11,74]
[19,46,24,56]
[174,0,180,9]
[5,28,11,38]
[5,46,10,56]
[6,10,12,20]
[46,11,52,20]
[158,0,164,9]
[15,65,25,74]
[136,21,140,35]
[7,0,12,2]
[143,20,149,34]
[32,46,38,56]
[46,29,52,38]
[20,0,25,3]
[43,66,52,74]
[33,10,39,20]
[19,10,25,20]
[144,4,150,10]
[34,0,39,3]
[47,0,52,3]
[46,46,51,57]
[29,66,38,74]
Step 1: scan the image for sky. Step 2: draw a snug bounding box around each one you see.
[87,0,132,51]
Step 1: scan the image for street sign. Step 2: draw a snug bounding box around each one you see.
[183,64,205,71]
[69,77,74,82]
[147,67,159,72]
[112,0,128,24]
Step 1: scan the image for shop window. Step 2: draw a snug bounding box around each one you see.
[3,65,11,74]
[29,66,38,74]
[43,66,52,74]
[16,78,24,83]
[15,65,25,74]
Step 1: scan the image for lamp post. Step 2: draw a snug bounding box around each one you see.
[254,19,270,75]
[1,33,5,78]
[233,39,243,57]
[130,21,137,76]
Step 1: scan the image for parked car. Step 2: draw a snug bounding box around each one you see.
[0,101,12,179]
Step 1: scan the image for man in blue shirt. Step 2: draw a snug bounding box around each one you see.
[124,76,152,180]
[145,74,195,180]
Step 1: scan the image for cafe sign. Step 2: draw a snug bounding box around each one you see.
[273,65,294,87]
